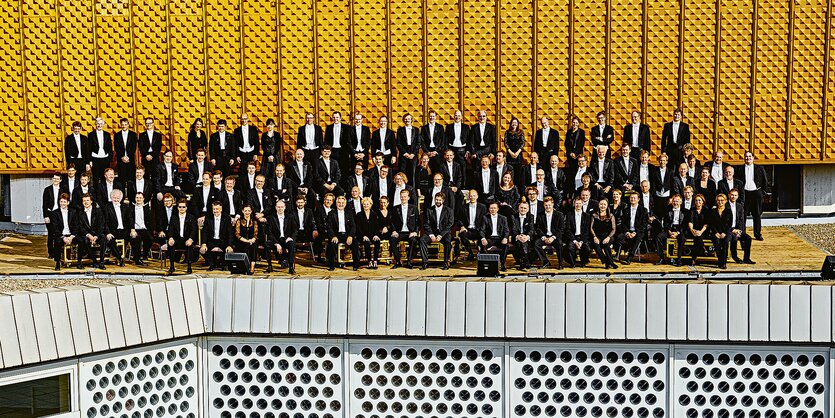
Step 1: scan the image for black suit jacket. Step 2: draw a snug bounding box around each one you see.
[663,208,686,233]
[71,186,93,210]
[130,203,153,231]
[88,130,113,159]
[156,206,176,235]
[233,125,260,154]
[316,158,341,185]
[43,185,68,217]
[588,159,615,187]
[590,125,614,148]
[209,132,237,162]
[187,160,214,184]
[614,156,640,189]
[371,129,396,156]
[730,202,746,231]
[563,211,591,242]
[535,210,565,239]
[138,131,163,161]
[202,214,233,246]
[326,209,356,236]
[564,129,586,158]
[471,168,499,198]
[103,202,133,232]
[290,207,316,234]
[95,181,124,207]
[651,165,674,196]
[439,161,464,189]
[420,123,446,153]
[50,207,79,239]
[190,185,219,217]
[672,175,695,197]
[219,189,244,218]
[236,174,257,193]
[267,213,299,243]
[423,205,453,236]
[444,123,471,150]
[511,214,538,237]
[622,124,651,151]
[620,205,649,234]
[269,176,297,203]
[296,124,324,151]
[64,134,90,167]
[325,123,351,150]
[345,174,370,197]
[113,130,138,163]
[717,178,746,206]
[167,213,198,241]
[348,125,372,155]
[520,164,541,187]
[247,189,275,215]
[661,121,691,151]
[533,128,560,161]
[75,207,107,237]
[287,160,314,189]
[734,164,768,192]
[456,202,487,229]
[480,214,510,239]
[469,123,497,157]
[396,126,421,156]
[155,163,181,191]
[125,179,153,204]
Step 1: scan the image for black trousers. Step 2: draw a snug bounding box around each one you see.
[130,229,153,260]
[400,155,417,186]
[361,237,381,261]
[267,238,296,269]
[328,233,359,268]
[656,230,685,260]
[92,157,111,186]
[419,233,451,264]
[202,238,228,267]
[107,229,131,260]
[302,148,321,165]
[235,241,257,263]
[730,231,752,261]
[237,151,258,175]
[617,231,645,261]
[213,156,234,178]
[712,234,730,266]
[143,158,159,182]
[535,235,563,265]
[685,232,706,262]
[331,148,349,179]
[745,190,763,237]
[117,161,136,186]
[591,241,615,266]
[49,235,77,262]
[566,236,591,266]
[479,237,508,267]
[78,234,108,264]
[457,228,482,256]
[169,238,195,269]
[390,232,419,264]
[513,237,543,267]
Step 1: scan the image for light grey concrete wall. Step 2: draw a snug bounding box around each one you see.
[803,164,835,214]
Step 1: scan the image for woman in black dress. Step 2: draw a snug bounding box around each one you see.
[685,194,710,266]
[187,118,207,163]
[564,115,586,174]
[591,199,618,269]
[695,166,716,205]
[610,189,626,221]
[261,118,279,177]
[235,204,259,274]
[574,173,595,200]
[711,193,733,269]
[415,154,433,201]
[504,117,525,177]
[496,172,520,219]
[355,197,381,268]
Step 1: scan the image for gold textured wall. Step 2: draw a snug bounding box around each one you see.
[2,0,835,172]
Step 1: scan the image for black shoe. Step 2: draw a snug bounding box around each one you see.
[611,263,619,269]
[265,267,273,273]
[353,265,359,271]
[755,235,764,241]
[207,265,215,272]
[673,260,681,267]
[405,263,413,269]
[466,253,475,261]
[541,261,551,269]
[186,266,193,274]
[246,270,253,275]
[516,265,526,271]
[118,258,125,267]
[719,264,727,269]
[604,264,610,269]
[732,257,742,264]
[289,267,296,274]
[500,265,507,271]
[55,261,61,271]
[97,263,106,270]
[136,259,148,267]
[655,260,665,265]
[328,267,335,271]
[622,259,631,265]
[556,263,563,270]
[420,263,427,270]
[743,259,756,264]
[77,262,84,270]
[441,264,449,270]
[167,268,175,276]
[392,263,401,269]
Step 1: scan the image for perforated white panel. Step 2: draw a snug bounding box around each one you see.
[207,339,345,418]
[348,342,504,417]
[674,348,828,418]
[509,345,669,418]
[79,341,199,418]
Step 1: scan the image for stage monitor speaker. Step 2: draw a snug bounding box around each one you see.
[226,252,250,274]
[477,253,500,277]
[822,256,835,280]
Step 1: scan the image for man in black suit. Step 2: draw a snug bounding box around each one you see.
[125,167,153,205]
[236,161,259,193]
[655,194,686,266]
[520,152,541,189]
[349,112,372,170]
[325,111,351,177]
[345,162,370,198]
[187,148,214,187]
[421,110,446,172]
[589,145,615,200]
[525,186,546,223]
[532,169,557,206]
[43,172,67,258]
[114,118,138,184]
[617,193,649,265]
[266,200,298,274]
[199,201,233,271]
[326,195,359,270]
[511,200,543,270]
[129,192,153,266]
[190,171,218,221]
[371,116,396,168]
[456,189,486,260]
[737,151,767,240]
[369,165,394,208]
[166,198,197,275]
[234,113,260,174]
[479,200,510,270]
[672,162,695,197]
[651,154,674,218]
[534,116,559,165]
[103,189,131,266]
[390,189,420,268]
[590,111,614,160]
[95,168,124,208]
[139,117,163,182]
[614,143,640,192]
[661,108,691,168]
[445,110,471,173]
[247,175,274,232]
[290,194,318,257]
[64,121,90,172]
[564,197,592,268]
[269,163,297,205]
[297,112,323,164]
[622,111,651,160]
[728,189,755,263]
[209,120,236,177]
[470,110,497,162]
[534,196,564,269]
[75,193,109,269]
[89,117,113,186]
[704,151,730,185]
[155,150,182,202]
[155,193,177,246]
[420,192,453,269]
[315,145,343,199]
[48,193,77,270]
[440,149,464,198]
[472,155,499,203]
[543,156,565,203]
[61,165,79,204]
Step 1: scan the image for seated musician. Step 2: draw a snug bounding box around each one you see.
[391,189,420,269]
[616,192,648,265]
[199,201,233,271]
[48,193,77,271]
[534,196,565,269]
[479,200,510,271]
[326,195,360,271]
[728,189,755,265]
[590,199,618,269]
[456,190,486,260]
[266,200,298,274]
[655,194,685,266]
[420,192,454,270]
[75,192,108,269]
[103,189,131,266]
[167,198,197,275]
[564,197,592,268]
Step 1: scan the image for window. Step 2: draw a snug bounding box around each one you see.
[0,374,70,418]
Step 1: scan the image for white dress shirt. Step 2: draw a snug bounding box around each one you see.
[574,212,582,236]
[226,191,236,216]
[297,208,305,230]
[164,163,174,187]
[629,206,638,231]
[744,164,757,191]
[545,212,553,236]
[354,126,364,151]
[213,215,222,239]
[61,209,71,235]
[201,186,211,211]
[304,125,316,149]
[405,128,412,145]
[672,208,681,226]
[337,210,346,233]
[296,161,305,183]
[332,124,341,148]
[355,175,365,195]
[541,128,549,147]
[434,205,443,227]
[639,164,650,184]
[468,205,477,228]
[729,204,737,227]
[378,178,388,197]
[134,205,147,230]
[596,160,605,183]
[121,131,130,157]
[146,130,154,152]
[113,203,124,229]
[240,126,253,152]
[711,164,724,184]
[479,123,486,146]
[92,130,107,158]
[178,214,186,237]
[74,134,82,158]
[219,132,227,149]
[51,185,59,210]
[393,185,406,206]
[631,124,640,148]
[400,204,409,232]
[452,123,464,147]
[490,214,499,236]
[481,169,491,194]
[671,121,679,143]
[85,208,92,226]
[379,129,389,154]
[277,215,285,237]
[428,123,436,147]
[574,167,587,189]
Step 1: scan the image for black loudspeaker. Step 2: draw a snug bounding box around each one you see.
[477,253,500,277]
[821,256,835,280]
[226,252,250,274]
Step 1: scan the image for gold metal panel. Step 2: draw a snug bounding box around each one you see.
[573,0,606,158]
[59,0,97,138]
[681,0,716,162]
[717,0,752,163]
[132,0,171,148]
[788,0,826,161]
[316,0,351,121]
[644,0,678,159]
[535,0,569,163]
[279,0,314,148]
[463,0,497,122]
[352,0,388,121]
[753,0,788,162]
[609,0,643,157]
[243,1,278,130]
[0,0,26,170]
[25,0,61,170]
[206,0,242,130]
[499,0,532,142]
[170,0,206,162]
[389,0,425,123]
[828,25,835,160]
[425,0,459,124]
[95,0,133,135]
